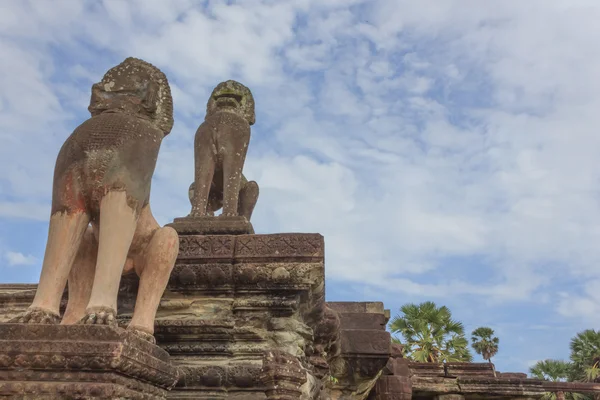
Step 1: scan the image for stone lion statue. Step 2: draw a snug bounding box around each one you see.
[11,57,178,343]
[188,80,259,220]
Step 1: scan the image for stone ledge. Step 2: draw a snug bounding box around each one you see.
[0,324,180,398]
[409,361,496,378]
[169,215,255,236]
[329,301,385,314]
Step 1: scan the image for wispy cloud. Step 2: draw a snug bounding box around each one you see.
[5,251,37,267]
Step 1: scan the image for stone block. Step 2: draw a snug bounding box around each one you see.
[340,329,390,355]
[339,312,387,330]
[374,375,412,399]
[0,324,179,399]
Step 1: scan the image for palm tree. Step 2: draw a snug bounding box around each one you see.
[529,359,585,400]
[569,330,600,400]
[570,330,600,384]
[471,327,499,364]
[389,301,472,363]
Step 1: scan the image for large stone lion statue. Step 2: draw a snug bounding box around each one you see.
[12,57,178,344]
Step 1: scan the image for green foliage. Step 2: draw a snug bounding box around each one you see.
[569,329,600,384]
[389,301,472,363]
[471,326,499,363]
[529,329,600,400]
[530,359,571,382]
[529,360,588,400]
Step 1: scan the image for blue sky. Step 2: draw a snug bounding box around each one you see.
[1,0,599,373]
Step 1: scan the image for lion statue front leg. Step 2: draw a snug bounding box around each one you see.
[126,207,178,342]
[60,205,177,343]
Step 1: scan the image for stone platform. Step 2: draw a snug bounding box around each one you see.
[115,232,336,399]
[0,324,179,399]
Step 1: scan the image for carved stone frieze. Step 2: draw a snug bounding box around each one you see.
[163,261,323,293]
[235,234,324,262]
[177,233,324,263]
[169,263,234,292]
[177,363,263,390]
[178,235,236,262]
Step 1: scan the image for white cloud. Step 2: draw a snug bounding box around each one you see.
[557,280,600,322]
[5,251,37,267]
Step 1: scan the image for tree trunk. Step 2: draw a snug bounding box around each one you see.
[488,358,496,377]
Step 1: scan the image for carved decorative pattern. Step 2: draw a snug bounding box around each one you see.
[179,364,263,389]
[161,342,233,355]
[178,236,235,260]
[177,233,324,262]
[168,263,234,289]
[235,234,324,261]
[232,263,322,288]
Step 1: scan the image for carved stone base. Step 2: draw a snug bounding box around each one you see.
[168,216,254,235]
[0,324,179,399]
[260,350,307,399]
[115,233,328,399]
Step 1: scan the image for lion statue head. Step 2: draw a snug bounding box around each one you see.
[87,57,174,136]
[205,80,255,126]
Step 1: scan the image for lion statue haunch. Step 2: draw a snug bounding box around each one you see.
[12,57,178,344]
[187,175,259,219]
[188,80,259,219]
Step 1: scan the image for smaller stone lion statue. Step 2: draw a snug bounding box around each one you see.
[188,80,259,220]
